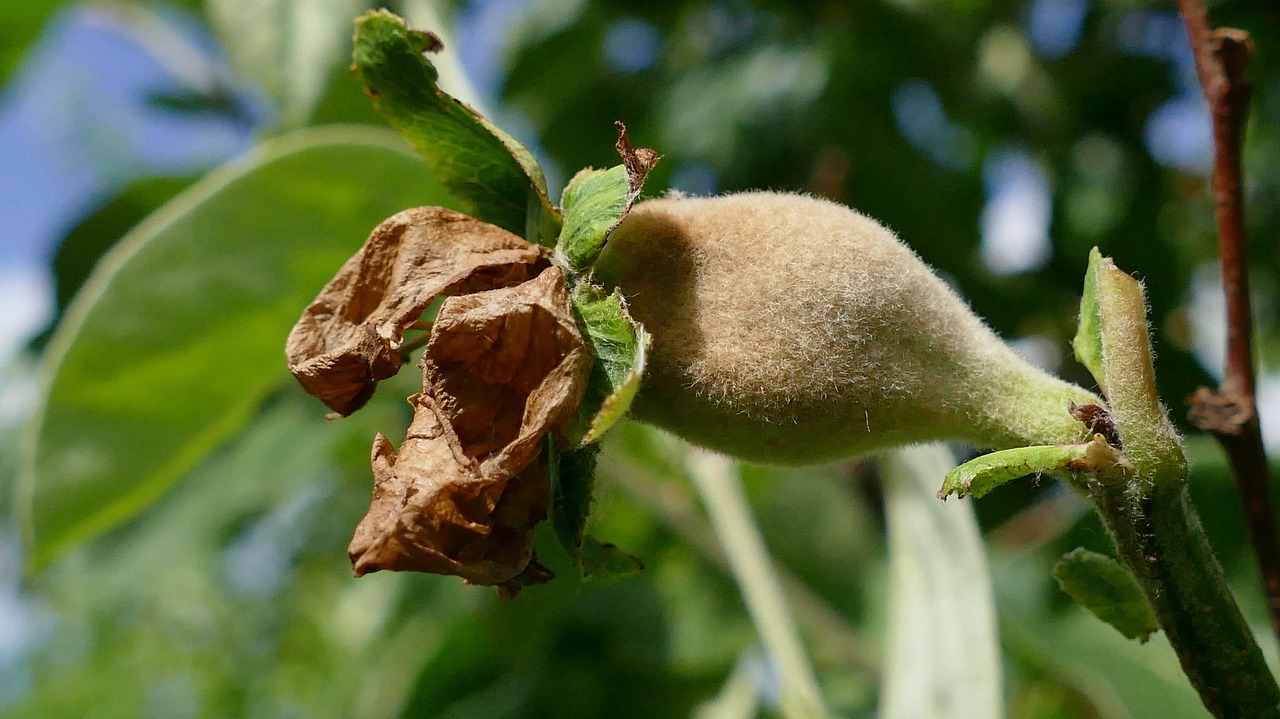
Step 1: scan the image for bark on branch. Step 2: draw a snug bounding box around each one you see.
[1176,0,1280,647]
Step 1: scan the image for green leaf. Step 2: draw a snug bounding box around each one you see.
[549,441,599,562]
[555,123,659,273]
[0,0,60,86]
[18,125,452,570]
[999,555,1208,719]
[557,165,630,272]
[880,444,1002,719]
[549,437,643,578]
[565,282,650,447]
[1054,548,1158,642]
[34,176,195,350]
[938,435,1123,500]
[1072,247,1106,392]
[578,536,644,579]
[205,0,369,128]
[352,10,559,243]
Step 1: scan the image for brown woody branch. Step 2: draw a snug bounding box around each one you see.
[1176,0,1280,646]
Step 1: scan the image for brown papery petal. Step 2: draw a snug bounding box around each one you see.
[348,268,591,591]
[285,206,548,416]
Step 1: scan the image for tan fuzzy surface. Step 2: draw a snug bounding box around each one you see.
[595,192,1097,464]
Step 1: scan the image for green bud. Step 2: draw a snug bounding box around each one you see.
[593,192,1097,464]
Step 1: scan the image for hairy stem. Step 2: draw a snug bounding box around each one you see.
[1078,245,1279,716]
[1092,478,1280,718]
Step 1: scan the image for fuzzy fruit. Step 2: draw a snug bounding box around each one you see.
[593,192,1097,464]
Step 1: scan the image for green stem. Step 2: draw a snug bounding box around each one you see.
[685,449,830,719]
[1094,480,1280,718]
[1078,249,1277,716]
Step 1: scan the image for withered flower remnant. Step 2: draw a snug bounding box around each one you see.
[348,268,590,594]
[285,206,548,416]
[287,207,592,593]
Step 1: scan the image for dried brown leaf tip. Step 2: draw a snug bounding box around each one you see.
[286,206,547,416]
[347,267,591,595]
[614,121,660,201]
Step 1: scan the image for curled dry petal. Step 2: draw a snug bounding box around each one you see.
[286,206,547,416]
[348,268,591,591]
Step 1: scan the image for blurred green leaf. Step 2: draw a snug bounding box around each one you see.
[0,0,61,85]
[352,10,559,243]
[565,282,649,447]
[15,386,449,718]
[205,0,370,128]
[1002,584,1210,719]
[1054,548,1158,642]
[39,176,195,344]
[579,536,645,579]
[880,444,1002,719]
[19,125,451,570]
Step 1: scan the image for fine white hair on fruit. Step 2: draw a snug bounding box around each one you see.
[595,191,1097,465]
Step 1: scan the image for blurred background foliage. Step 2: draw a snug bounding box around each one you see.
[1,0,1278,716]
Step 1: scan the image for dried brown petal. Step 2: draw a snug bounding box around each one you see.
[286,206,548,416]
[348,268,591,591]
[425,267,593,468]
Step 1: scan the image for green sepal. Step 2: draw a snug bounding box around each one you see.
[938,435,1125,500]
[565,282,650,447]
[548,441,639,577]
[1054,548,1158,642]
[549,440,597,559]
[553,122,658,272]
[557,165,630,272]
[1072,247,1106,393]
[352,10,560,244]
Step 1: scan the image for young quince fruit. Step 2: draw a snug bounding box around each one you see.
[594,192,1097,464]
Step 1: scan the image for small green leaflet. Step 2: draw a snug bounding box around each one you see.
[352,10,560,244]
[558,166,629,272]
[938,435,1124,500]
[555,122,660,273]
[1072,247,1106,393]
[548,442,642,578]
[565,282,650,448]
[1054,548,1158,642]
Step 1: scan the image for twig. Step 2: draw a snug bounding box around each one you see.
[1176,0,1280,646]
